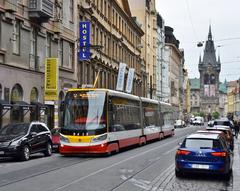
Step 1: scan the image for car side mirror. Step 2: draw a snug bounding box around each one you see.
[178,142,182,146]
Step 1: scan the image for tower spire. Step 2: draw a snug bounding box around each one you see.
[208,25,212,40]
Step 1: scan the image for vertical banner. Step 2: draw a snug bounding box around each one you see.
[116,63,126,91]
[79,21,91,60]
[125,68,135,93]
[44,58,58,101]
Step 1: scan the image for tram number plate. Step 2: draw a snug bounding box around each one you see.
[192,164,209,169]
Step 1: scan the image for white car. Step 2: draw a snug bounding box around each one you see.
[192,117,204,126]
[174,120,186,128]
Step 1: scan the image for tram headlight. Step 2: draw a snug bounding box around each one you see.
[60,135,70,143]
[91,134,107,143]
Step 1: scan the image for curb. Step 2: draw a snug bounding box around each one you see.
[233,138,240,191]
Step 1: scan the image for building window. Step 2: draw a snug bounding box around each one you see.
[46,33,51,57]
[13,19,20,55]
[68,42,74,69]
[30,28,38,70]
[0,84,2,99]
[58,39,63,67]
[69,0,74,22]
[11,84,23,103]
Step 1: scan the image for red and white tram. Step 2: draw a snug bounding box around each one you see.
[59,88,175,155]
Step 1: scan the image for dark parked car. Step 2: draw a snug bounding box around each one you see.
[175,133,233,179]
[206,126,234,150]
[51,127,60,152]
[0,122,52,161]
[213,118,234,129]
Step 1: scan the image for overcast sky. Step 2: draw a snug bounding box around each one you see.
[156,0,240,82]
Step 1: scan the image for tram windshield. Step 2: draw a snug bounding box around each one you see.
[63,90,107,135]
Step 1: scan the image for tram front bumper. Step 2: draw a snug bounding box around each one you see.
[59,142,109,154]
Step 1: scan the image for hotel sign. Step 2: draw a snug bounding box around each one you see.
[79,21,91,60]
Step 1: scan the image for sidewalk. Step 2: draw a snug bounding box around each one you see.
[233,138,240,191]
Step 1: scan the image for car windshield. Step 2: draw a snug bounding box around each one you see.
[0,124,29,136]
[184,138,222,149]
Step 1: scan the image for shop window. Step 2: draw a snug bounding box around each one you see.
[11,84,23,102]
[11,84,23,123]
[30,87,38,102]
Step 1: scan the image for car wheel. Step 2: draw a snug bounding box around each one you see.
[224,170,232,180]
[175,169,183,177]
[20,145,30,161]
[44,142,52,157]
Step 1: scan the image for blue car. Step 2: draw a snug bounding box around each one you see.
[175,133,233,179]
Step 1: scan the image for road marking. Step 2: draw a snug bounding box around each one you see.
[53,134,188,191]
[163,146,179,155]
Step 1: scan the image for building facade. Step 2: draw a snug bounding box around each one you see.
[198,26,221,115]
[156,13,165,101]
[165,26,184,118]
[78,0,144,96]
[128,0,157,98]
[0,0,78,128]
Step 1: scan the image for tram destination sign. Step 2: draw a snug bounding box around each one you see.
[79,21,91,60]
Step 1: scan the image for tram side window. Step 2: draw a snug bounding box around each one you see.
[109,97,141,132]
[143,105,159,128]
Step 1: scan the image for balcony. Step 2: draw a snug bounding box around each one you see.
[1,0,17,12]
[28,0,53,22]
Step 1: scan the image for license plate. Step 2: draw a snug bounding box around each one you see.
[192,164,209,169]
[53,145,58,148]
[0,151,4,155]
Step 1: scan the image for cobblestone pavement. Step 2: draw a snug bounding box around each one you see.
[148,164,233,191]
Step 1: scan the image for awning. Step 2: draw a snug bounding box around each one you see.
[0,99,12,110]
[12,101,35,111]
[31,102,48,111]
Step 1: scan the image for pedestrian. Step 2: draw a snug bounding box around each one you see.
[234,120,240,139]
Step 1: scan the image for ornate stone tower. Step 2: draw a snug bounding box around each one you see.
[198,26,221,115]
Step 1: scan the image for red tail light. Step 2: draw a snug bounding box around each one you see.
[176,150,191,155]
[211,151,227,157]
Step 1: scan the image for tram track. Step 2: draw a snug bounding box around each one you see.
[0,156,93,188]
[0,127,197,191]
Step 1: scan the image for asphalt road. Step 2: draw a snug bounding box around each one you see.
[0,126,233,191]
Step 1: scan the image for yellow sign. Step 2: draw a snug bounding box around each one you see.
[44,58,58,100]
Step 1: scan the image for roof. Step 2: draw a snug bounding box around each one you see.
[189,78,228,93]
[219,82,227,94]
[189,78,200,90]
[197,130,223,134]
[187,133,219,140]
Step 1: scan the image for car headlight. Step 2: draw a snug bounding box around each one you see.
[0,141,10,147]
[91,134,108,143]
[60,135,70,143]
[10,140,21,147]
